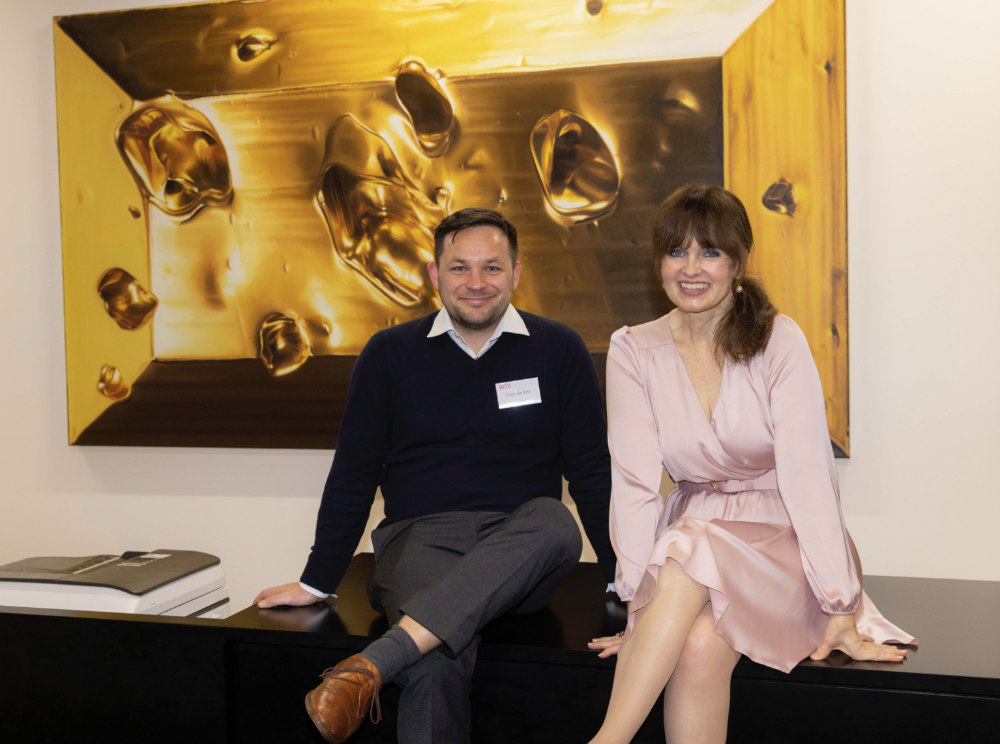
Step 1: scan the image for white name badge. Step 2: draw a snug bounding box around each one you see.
[495,377,542,409]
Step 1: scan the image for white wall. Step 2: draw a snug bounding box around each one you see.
[2,0,998,612]
[841,0,1000,579]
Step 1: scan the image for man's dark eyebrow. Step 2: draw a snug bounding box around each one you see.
[448,257,503,265]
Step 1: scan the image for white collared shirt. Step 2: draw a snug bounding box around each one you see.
[426,304,529,359]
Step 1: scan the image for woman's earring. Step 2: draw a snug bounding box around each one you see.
[735,281,744,294]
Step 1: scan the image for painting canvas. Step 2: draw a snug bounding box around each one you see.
[54,0,848,453]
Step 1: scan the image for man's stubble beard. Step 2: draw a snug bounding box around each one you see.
[448,299,508,334]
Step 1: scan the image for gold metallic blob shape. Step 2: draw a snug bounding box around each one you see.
[258,312,312,377]
[97,268,158,330]
[530,109,620,225]
[658,82,702,117]
[235,32,277,62]
[316,115,445,308]
[116,95,232,219]
[652,84,708,162]
[97,365,131,401]
[762,179,797,216]
[395,60,456,157]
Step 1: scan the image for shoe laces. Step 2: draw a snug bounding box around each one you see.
[319,664,382,724]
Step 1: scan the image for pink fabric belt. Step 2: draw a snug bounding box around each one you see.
[679,471,778,494]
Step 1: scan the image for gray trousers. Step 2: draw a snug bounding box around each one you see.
[367,497,583,744]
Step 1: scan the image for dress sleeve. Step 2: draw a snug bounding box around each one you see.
[607,328,666,602]
[766,317,861,615]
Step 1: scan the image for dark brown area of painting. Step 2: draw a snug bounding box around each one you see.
[57,9,258,101]
[75,359,354,449]
[74,355,607,450]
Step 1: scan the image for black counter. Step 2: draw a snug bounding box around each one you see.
[2,556,998,743]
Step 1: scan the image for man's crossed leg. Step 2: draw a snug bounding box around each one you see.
[305,497,582,743]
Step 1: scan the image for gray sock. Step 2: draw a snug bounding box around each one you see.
[361,625,424,684]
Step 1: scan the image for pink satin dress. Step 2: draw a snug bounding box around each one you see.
[607,314,915,672]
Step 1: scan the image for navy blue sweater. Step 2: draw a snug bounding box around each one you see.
[301,310,615,592]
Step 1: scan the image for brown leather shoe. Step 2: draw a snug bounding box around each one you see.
[304,654,382,743]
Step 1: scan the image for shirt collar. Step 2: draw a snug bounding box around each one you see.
[427,305,529,358]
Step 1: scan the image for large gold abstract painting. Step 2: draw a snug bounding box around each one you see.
[55,0,848,453]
